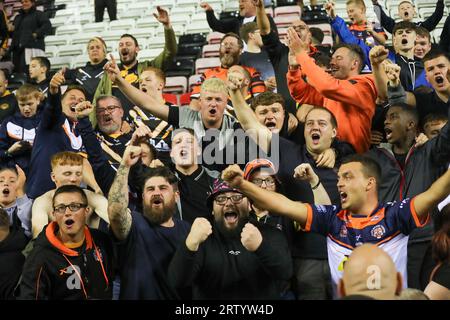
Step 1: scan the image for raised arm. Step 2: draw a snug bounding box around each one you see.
[103,54,169,121]
[107,144,142,240]
[222,165,309,229]
[227,69,272,153]
[414,168,450,220]
[40,68,66,129]
[201,2,237,34]
[369,46,390,101]
[372,1,395,34]
[255,0,270,35]
[385,61,417,106]
[421,0,445,32]
[150,6,177,70]
[293,163,331,205]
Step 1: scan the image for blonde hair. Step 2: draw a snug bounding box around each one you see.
[51,152,84,170]
[346,0,366,10]
[87,37,107,58]
[200,78,228,96]
[16,84,43,102]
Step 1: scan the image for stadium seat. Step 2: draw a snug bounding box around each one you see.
[72,54,90,68]
[176,0,198,7]
[146,36,167,49]
[128,28,156,40]
[8,73,28,90]
[171,14,191,26]
[179,33,206,45]
[50,16,67,28]
[71,33,100,45]
[45,46,59,58]
[188,74,202,92]
[163,76,188,94]
[58,44,85,57]
[56,24,82,35]
[165,57,195,77]
[49,56,73,71]
[195,57,221,74]
[185,21,211,34]
[45,35,68,46]
[135,17,160,29]
[191,12,208,23]
[138,49,163,61]
[127,2,151,11]
[308,22,332,36]
[101,30,126,42]
[177,43,203,58]
[274,15,298,28]
[202,43,220,58]
[274,5,301,18]
[152,0,176,10]
[276,0,298,7]
[171,6,196,16]
[109,19,135,31]
[207,31,225,44]
[82,22,108,33]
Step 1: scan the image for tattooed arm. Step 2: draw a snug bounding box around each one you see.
[107,145,143,241]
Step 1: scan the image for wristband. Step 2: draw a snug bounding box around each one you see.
[311,179,321,190]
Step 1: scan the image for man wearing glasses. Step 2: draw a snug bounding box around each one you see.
[94,95,133,168]
[20,185,113,300]
[168,178,292,299]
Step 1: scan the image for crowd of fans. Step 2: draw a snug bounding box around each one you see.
[0,0,449,301]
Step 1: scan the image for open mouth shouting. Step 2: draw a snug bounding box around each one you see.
[265,120,277,131]
[2,188,10,197]
[385,127,393,141]
[151,196,163,206]
[339,191,348,204]
[401,38,408,45]
[70,104,77,112]
[311,132,321,145]
[435,75,445,86]
[208,108,217,116]
[120,48,129,60]
[224,210,238,225]
[64,218,75,229]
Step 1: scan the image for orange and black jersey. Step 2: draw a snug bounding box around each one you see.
[190,65,266,99]
[19,222,113,300]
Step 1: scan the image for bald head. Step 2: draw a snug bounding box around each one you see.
[339,244,403,300]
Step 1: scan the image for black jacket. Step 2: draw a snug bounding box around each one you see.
[168,220,293,299]
[19,222,113,300]
[365,113,450,242]
[66,59,108,102]
[10,7,51,52]
[0,227,28,300]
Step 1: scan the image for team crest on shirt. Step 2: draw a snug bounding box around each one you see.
[0,103,9,110]
[371,225,386,239]
[339,225,348,238]
[315,205,327,214]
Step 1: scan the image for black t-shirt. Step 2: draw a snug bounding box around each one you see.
[433,263,450,290]
[112,63,139,113]
[275,136,340,259]
[414,91,449,126]
[167,106,252,172]
[175,166,217,224]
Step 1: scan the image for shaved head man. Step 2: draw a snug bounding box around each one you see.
[339,244,403,300]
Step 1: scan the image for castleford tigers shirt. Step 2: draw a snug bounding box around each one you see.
[302,197,429,289]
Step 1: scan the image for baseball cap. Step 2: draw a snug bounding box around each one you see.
[207,179,242,210]
[243,158,278,181]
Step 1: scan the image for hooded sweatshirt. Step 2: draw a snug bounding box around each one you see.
[19,222,113,300]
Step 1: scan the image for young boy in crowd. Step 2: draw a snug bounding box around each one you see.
[0,84,42,173]
[28,57,51,97]
[0,166,32,238]
[346,0,386,46]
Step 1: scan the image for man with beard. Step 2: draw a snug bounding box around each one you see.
[108,143,190,299]
[221,155,450,296]
[104,56,250,171]
[287,28,377,154]
[190,32,266,110]
[199,0,278,37]
[20,185,113,300]
[93,6,177,115]
[168,179,292,299]
[94,95,132,168]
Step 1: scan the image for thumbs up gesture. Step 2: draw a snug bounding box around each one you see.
[49,67,66,95]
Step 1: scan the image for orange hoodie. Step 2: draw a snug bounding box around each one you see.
[287,52,377,153]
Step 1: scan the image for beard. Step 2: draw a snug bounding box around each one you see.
[220,53,239,68]
[214,215,248,239]
[142,197,176,226]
